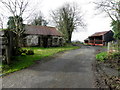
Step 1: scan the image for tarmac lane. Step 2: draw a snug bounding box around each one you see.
[2,46,97,88]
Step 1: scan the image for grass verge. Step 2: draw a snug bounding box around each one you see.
[96,51,120,70]
[1,46,80,76]
[96,52,108,61]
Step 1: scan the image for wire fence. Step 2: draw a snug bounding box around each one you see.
[107,41,120,53]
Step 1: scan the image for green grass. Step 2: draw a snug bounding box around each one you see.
[0,29,7,31]
[102,46,107,48]
[1,46,80,75]
[96,52,108,61]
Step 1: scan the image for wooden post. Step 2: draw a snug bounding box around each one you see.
[5,31,14,64]
[5,31,11,64]
[108,42,110,53]
[94,37,95,46]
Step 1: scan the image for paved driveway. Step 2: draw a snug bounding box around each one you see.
[2,46,97,88]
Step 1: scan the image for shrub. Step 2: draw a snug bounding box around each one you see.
[13,49,34,56]
[26,50,34,55]
[2,65,10,71]
[21,53,26,56]
[108,52,120,60]
[112,52,120,57]
[14,48,23,55]
[22,49,27,53]
[96,52,108,61]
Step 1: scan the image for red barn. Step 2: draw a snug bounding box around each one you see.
[84,30,114,46]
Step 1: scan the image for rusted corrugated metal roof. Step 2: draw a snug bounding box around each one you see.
[24,25,62,36]
[89,31,110,37]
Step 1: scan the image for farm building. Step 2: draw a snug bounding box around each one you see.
[84,30,114,46]
[23,25,64,47]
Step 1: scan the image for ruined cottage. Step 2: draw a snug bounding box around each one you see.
[23,25,64,47]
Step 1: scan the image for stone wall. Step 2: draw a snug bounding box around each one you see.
[0,31,7,64]
[0,30,14,64]
[25,35,39,46]
[52,36,64,47]
[24,35,64,47]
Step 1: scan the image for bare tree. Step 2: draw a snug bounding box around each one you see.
[0,0,34,50]
[0,0,31,64]
[0,0,42,64]
[94,0,120,21]
[0,0,29,34]
[94,0,120,51]
[51,3,86,43]
[28,11,48,26]
[0,14,5,29]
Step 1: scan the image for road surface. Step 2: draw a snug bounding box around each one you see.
[2,46,98,88]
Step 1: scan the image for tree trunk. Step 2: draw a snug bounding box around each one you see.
[16,35,20,49]
[13,34,21,55]
[67,33,72,43]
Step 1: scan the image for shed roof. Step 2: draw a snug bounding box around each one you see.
[89,31,111,37]
[24,25,62,36]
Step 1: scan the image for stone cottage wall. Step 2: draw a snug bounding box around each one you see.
[25,35,38,46]
[24,35,64,47]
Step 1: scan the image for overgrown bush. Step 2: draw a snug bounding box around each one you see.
[96,51,120,70]
[22,49,27,53]
[14,48,34,56]
[14,48,23,55]
[21,49,28,56]
[106,52,120,64]
[2,64,10,71]
[26,50,34,55]
[108,52,120,59]
[96,52,108,61]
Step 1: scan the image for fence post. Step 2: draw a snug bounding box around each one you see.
[107,42,110,53]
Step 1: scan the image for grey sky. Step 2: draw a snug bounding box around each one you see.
[0,0,112,42]
[37,0,112,41]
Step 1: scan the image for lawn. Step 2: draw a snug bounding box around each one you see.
[1,46,80,76]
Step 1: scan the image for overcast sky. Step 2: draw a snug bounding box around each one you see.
[38,0,112,42]
[0,0,112,42]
